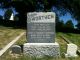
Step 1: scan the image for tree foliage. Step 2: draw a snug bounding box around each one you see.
[56,18,74,32]
[65,20,74,29]
[56,16,65,31]
[0,15,3,20]
[0,0,80,28]
[76,23,80,30]
[0,0,80,20]
[4,9,12,20]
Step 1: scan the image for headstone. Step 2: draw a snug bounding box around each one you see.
[11,45,21,54]
[27,12,55,43]
[23,12,60,57]
[65,43,78,57]
[9,13,14,21]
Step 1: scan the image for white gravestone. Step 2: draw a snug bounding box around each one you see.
[23,12,60,57]
[65,43,78,57]
[9,13,14,21]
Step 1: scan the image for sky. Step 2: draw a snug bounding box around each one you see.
[60,13,77,27]
[0,9,78,27]
[0,9,5,16]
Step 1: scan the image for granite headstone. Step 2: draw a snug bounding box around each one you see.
[23,12,60,57]
[27,12,55,43]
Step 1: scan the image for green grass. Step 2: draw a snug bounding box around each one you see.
[56,32,80,47]
[15,33,26,45]
[56,32,80,60]
[0,26,25,48]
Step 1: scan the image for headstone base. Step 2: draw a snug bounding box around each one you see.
[23,42,60,57]
[65,54,78,57]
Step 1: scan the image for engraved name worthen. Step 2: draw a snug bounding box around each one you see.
[27,12,55,43]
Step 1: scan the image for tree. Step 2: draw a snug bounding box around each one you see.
[0,0,80,27]
[0,15,3,20]
[56,16,65,31]
[4,9,13,20]
[65,20,74,29]
[14,14,19,21]
[76,22,80,30]
[64,20,74,32]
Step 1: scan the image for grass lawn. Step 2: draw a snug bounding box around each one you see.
[56,32,80,47]
[0,26,25,49]
[0,26,80,60]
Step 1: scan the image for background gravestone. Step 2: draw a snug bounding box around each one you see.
[11,45,21,54]
[65,43,78,57]
[27,12,55,43]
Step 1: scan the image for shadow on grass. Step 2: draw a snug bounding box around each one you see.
[0,20,26,29]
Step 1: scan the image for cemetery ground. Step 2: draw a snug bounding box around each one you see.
[0,26,80,60]
[0,26,26,49]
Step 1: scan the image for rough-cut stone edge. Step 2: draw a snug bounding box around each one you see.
[23,42,60,57]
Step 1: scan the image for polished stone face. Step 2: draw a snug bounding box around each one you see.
[27,12,55,43]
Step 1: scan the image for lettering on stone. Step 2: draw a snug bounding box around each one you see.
[27,12,55,43]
